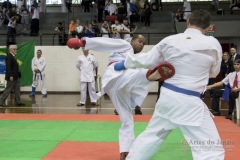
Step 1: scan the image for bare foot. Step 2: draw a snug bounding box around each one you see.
[147,69,162,81]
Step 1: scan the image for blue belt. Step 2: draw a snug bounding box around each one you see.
[162,82,201,97]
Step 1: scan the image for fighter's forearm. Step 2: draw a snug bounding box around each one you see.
[207,81,224,89]
[125,45,163,70]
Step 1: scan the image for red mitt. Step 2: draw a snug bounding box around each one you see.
[146,62,175,81]
[67,38,86,49]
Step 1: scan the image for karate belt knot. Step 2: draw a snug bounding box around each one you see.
[34,72,43,81]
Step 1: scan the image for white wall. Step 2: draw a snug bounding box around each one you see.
[20,45,159,93]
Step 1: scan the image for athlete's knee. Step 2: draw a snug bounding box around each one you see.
[120,121,134,130]
[81,87,87,91]
[145,127,171,141]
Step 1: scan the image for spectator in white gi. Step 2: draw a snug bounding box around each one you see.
[76,49,98,106]
[115,9,225,160]
[29,49,47,97]
[183,0,191,21]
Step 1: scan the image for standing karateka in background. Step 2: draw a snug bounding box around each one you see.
[67,35,174,160]
[114,9,224,160]
[29,49,47,97]
[76,48,98,106]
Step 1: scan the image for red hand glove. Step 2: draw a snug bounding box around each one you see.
[67,38,86,49]
[146,62,175,81]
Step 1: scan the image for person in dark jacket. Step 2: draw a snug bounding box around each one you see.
[0,44,25,107]
[221,52,234,79]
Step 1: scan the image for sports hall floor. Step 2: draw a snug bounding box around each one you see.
[0,93,239,160]
[0,93,239,125]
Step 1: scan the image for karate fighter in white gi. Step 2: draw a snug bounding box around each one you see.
[114,9,225,160]
[76,49,98,106]
[29,49,47,97]
[67,35,174,160]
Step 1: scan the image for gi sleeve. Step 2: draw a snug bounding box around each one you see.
[31,58,35,72]
[76,56,81,71]
[222,74,230,86]
[124,42,164,69]
[84,37,132,53]
[38,58,46,72]
[209,38,222,78]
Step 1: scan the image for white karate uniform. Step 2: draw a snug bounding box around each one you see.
[125,28,225,160]
[31,56,47,95]
[76,53,98,104]
[84,37,150,153]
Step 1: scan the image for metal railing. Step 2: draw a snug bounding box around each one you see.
[0,32,177,46]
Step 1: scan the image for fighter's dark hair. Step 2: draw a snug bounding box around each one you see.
[131,35,144,42]
[188,9,211,30]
